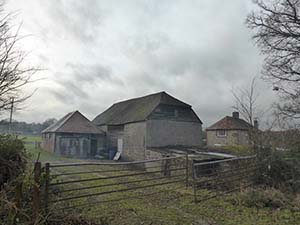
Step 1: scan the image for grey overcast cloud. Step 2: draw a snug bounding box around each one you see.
[5,0,276,127]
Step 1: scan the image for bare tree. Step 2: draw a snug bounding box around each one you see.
[0,5,36,113]
[246,0,300,119]
[231,77,259,125]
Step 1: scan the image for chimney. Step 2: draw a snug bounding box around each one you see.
[254,119,259,129]
[232,111,239,119]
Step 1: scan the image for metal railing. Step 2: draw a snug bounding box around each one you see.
[192,155,258,202]
[41,155,189,212]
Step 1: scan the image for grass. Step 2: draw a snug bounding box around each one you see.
[22,135,78,163]
[209,145,254,157]
[22,136,300,225]
[26,145,72,162]
[19,134,42,142]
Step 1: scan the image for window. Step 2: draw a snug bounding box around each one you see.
[216,130,226,137]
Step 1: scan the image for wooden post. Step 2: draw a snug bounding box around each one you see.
[192,161,197,203]
[44,163,50,213]
[33,161,41,220]
[15,182,22,209]
[163,156,171,177]
[185,154,189,188]
[214,164,219,196]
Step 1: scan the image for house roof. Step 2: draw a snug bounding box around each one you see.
[206,116,252,131]
[93,91,202,125]
[42,110,103,134]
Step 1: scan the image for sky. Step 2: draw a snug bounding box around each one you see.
[4,0,277,127]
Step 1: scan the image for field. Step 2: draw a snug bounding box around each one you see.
[23,137,300,225]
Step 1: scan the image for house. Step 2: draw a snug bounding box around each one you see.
[93,91,203,161]
[206,112,257,147]
[42,110,105,158]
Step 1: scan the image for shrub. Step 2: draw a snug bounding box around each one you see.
[239,187,290,209]
[256,146,300,193]
[0,134,27,188]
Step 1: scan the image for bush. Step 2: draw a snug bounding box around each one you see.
[256,147,300,193]
[0,134,27,188]
[239,187,290,209]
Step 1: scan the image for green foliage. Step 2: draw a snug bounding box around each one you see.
[256,146,300,193]
[0,134,27,187]
[0,172,35,225]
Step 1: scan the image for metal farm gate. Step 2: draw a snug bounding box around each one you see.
[35,155,189,213]
[29,155,259,218]
[192,155,258,202]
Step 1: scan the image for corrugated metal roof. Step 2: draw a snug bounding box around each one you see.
[42,111,103,134]
[206,116,252,131]
[93,91,202,125]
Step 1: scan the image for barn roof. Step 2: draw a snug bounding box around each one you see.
[206,116,252,131]
[93,91,202,125]
[42,110,103,134]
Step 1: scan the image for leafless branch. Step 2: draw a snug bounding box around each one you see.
[0,5,37,114]
[231,77,259,125]
[247,0,300,119]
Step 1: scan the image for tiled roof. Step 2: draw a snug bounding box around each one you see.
[42,111,103,134]
[206,116,252,131]
[93,91,202,125]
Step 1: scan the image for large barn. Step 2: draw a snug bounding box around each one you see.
[93,91,203,161]
[42,111,105,158]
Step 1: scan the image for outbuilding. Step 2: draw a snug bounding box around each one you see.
[42,110,105,158]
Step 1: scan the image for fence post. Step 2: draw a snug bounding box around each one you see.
[33,161,41,220]
[44,163,50,213]
[185,154,189,188]
[15,182,22,209]
[192,161,197,203]
[163,156,171,177]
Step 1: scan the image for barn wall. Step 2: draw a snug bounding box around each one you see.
[41,133,55,152]
[96,135,106,155]
[146,120,202,147]
[206,130,249,147]
[104,125,124,151]
[55,134,90,158]
[122,122,146,161]
[53,133,104,158]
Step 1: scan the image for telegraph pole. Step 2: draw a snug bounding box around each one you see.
[8,97,14,134]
